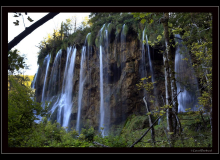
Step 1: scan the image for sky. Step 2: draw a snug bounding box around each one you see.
[8,12,90,75]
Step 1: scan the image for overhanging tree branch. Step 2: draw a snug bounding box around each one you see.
[8,12,60,52]
[130,90,182,148]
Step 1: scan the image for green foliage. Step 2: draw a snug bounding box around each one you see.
[21,118,94,147]
[81,127,95,142]
[94,134,128,147]
[8,76,48,147]
[8,49,25,73]
[122,115,149,134]
[116,23,123,35]
[87,32,94,46]
[131,12,164,46]
[88,12,139,43]
[136,76,157,107]
[136,76,156,92]
[116,112,212,147]
[36,16,91,67]
[8,74,34,90]
[107,23,114,34]
[173,13,213,113]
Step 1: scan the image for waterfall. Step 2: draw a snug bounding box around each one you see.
[87,34,92,117]
[121,24,126,62]
[49,47,77,128]
[47,49,62,100]
[146,35,155,83]
[139,28,148,102]
[99,24,110,136]
[146,34,158,106]
[99,45,105,135]
[139,29,147,80]
[76,33,90,132]
[41,54,51,106]
[120,24,127,122]
[175,34,199,112]
[31,66,39,123]
[31,66,39,89]
[59,46,76,127]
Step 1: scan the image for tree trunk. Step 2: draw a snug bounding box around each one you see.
[8,12,59,51]
[161,12,174,142]
[143,97,155,145]
[170,33,178,134]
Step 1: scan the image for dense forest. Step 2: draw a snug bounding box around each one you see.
[8,12,213,149]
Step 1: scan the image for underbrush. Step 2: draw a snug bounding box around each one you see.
[16,111,212,148]
[21,118,94,147]
[95,113,212,147]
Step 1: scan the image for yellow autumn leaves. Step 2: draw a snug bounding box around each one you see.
[136,76,156,92]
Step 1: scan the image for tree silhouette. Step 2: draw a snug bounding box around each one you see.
[8,12,60,52]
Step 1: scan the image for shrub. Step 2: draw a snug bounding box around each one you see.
[81,127,95,142]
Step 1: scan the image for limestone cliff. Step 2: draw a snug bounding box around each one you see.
[34,27,165,132]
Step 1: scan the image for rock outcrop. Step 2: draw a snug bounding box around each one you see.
[34,28,165,132]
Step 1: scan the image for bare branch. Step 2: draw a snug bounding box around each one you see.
[8,12,59,51]
[130,90,182,148]
[143,97,156,145]
[130,114,162,147]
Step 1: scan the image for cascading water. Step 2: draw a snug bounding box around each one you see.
[76,33,90,133]
[99,45,105,135]
[47,49,62,100]
[59,46,76,127]
[41,54,51,107]
[99,24,111,136]
[31,66,40,123]
[139,29,147,81]
[31,66,39,89]
[87,33,92,118]
[146,35,155,83]
[121,24,126,62]
[175,34,199,112]
[49,47,77,128]
[146,34,158,106]
[34,21,202,134]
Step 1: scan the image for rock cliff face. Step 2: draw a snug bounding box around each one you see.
[34,28,165,132]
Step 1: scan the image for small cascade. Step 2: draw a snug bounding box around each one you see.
[175,34,199,112]
[41,54,51,106]
[139,29,147,80]
[121,24,126,62]
[47,49,62,100]
[31,66,40,123]
[31,66,39,89]
[146,34,158,106]
[76,33,90,133]
[139,28,148,102]
[146,35,155,83]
